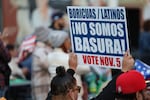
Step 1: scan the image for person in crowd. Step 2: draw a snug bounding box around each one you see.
[32,0,55,29]
[18,34,35,80]
[46,50,134,100]
[32,27,51,43]
[49,11,66,30]
[49,66,80,100]
[144,80,150,100]
[32,27,52,100]
[69,51,150,100]
[46,53,78,100]
[115,70,146,100]
[47,12,109,95]
[139,19,150,65]
[58,51,133,100]
[49,11,71,33]
[6,44,26,79]
[0,32,11,98]
[90,51,134,100]
[18,49,32,80]
[47,29,90,100]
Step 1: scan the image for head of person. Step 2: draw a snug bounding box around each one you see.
[143,80,150,100]
[48,31,71,53]
[50,11,65,30]
[50,66,80,100]
[116,70,146,100]
[33,27,52,47]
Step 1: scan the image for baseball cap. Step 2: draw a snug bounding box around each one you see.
[116,70,146,94]
[52,11,64,21]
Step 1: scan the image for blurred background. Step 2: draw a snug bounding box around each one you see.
[0,0,150,100]
[0,0,148,51]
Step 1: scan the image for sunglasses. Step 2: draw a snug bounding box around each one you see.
[73,86,81,93]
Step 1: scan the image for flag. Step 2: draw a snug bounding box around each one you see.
[20,35,36,52]
[134,59,150,80]
[18,35,36,61]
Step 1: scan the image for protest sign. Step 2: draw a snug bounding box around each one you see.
[67,6,129,69]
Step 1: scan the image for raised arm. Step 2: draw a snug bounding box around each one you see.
[122,50,135,72]
[91,50,135,100]
[68,53,78,71]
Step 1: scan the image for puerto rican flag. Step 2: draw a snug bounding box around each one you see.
[134,59,150,80]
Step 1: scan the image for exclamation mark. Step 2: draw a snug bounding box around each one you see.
[121,40,125,54]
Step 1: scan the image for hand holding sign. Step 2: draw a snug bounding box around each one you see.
[67,6,129,69]
[69,53,78,71]
[122,50,134,72]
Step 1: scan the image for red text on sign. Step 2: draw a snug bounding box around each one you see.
[82,55,121,67]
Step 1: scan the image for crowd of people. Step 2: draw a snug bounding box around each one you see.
[0,10,94,100]
[0,0,150,100]
[45,51,150,100]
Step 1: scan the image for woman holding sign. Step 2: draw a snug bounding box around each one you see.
[47,30,91,100]
[46,51,135,100]
[73,51,134,100]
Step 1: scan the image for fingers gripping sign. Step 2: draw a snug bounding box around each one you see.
[69,53,78,71]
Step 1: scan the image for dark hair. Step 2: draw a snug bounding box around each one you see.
[50,66,76,95]
[143,20,150,32]
[6,44,15,51]
[115,90,144,100]
[115,93,136,100]
[51,12,64,21]
[49,11,65,29]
